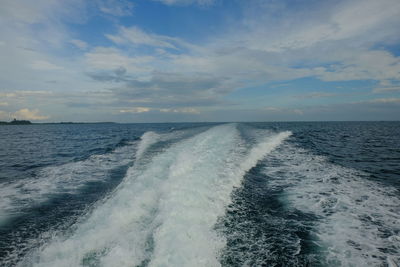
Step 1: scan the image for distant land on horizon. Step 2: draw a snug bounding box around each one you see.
[0,119,117,125]
[0,119,32,125]
[1,120,399,126]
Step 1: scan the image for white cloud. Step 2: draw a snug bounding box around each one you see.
[0,102,9,106]
[85,47,154,73]
[30,60,64,71]
[0,0,94,99]
[0,91,53,98]
[374,87,400,93]
[239,0,400,53]
[160,107,200,114]
[263,106,305,115]
[314,49,400,82]
[97,0,134,16]
[106,26,177,49]
[1,0,400,121]
[373,80,400,93]
[0,0,55,24]
[70,39,88,50]
[368,98,400,104]
[12,108,49,120]
[119,107,200,114]
[119,107,151,113]
[296,92,337,99]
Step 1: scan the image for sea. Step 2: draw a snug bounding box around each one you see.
[0,122,399,267]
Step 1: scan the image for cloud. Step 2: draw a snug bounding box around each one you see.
[84,13,400,118]
[159,107,200,114]
[87,66,128,82]
[12,108,49,120]
[1,0,400,122]
[374,86,400,93]
[108,71,230,107]
[0,0,79,24]
[30,60,64,71]
[96,0,134,16]
[373,80,400,93]
[296,92,338,99]
[119,107,151,113]
[239,0,400,52]
[85,47,154,73]
[218,0,400,84]
[118,107,200,114]
[106,26,178,49]
[367,98,400,104]
[313,50,400,82]
[70,39,88,50]
[264,106,305,115]
[0,91,53,98]
[0,102,9,106]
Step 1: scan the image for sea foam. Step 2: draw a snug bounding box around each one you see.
[0,141,139,226]
[263,143,400,266]
[21,124,291,267]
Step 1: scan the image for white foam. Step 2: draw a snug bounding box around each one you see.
[135,131,159,159]
[241,131,291,172]
[263,144,400,266]
[0,138,142,226]
[21,124,291,267]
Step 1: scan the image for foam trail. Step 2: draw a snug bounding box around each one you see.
[135,131,159,159]
[263,143,400,266]
[241,131,291,171]
[149,130,291,267]
[21,124,291,267]
[0,138,140,226]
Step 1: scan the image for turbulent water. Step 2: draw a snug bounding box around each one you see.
[0,122,399,266]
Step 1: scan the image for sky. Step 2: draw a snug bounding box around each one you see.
[0,0,400,122]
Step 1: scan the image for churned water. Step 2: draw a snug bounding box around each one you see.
[0,122,399,266]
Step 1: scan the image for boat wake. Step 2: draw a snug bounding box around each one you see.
[17,124,291,267]
[263,143,400,266]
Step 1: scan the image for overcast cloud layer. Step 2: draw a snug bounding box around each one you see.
[0,0,399,122]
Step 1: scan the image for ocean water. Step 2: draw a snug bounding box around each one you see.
[0,122,399,267]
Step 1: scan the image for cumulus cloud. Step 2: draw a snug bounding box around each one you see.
[12,108,49,120]
[108,71,231,108]
[83,5,400,118]
[1,0,400,121]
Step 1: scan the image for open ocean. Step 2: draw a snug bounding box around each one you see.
[0,122,399,267]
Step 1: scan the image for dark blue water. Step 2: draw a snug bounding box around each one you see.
[0,122,399,266]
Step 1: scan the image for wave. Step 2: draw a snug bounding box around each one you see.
[263,143,400,266]
[0,136,145,226]
[19,124,291,267]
